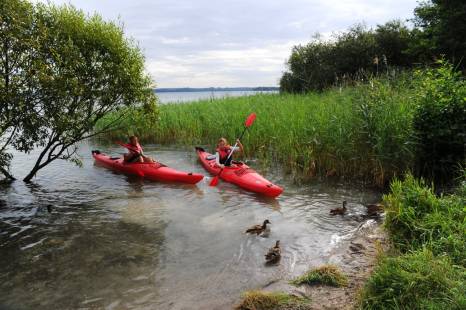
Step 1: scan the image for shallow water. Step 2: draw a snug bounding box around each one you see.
[0,142,380,309]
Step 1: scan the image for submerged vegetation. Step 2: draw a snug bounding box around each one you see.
[291,265,348,287]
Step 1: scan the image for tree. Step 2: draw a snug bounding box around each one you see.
[374,20,413,67]
[413,0,466,68]
[0,0,38,180]
[0,1,157,182]
[279,21,417,93]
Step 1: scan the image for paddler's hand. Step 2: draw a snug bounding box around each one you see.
[218,164,225,168]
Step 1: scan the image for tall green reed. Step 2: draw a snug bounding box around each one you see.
[96,76,417,186]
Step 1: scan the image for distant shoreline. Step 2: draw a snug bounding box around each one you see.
[154,87,279,93]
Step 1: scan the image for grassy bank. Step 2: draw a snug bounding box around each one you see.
[97,74,416,186]
[359,173,466,309]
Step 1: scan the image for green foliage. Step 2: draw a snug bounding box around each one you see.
[0,0,156,181]
[384,173,466,266]
[0,0,36,179]
[361,173,466,309]
[356,74,416,185]
[280,21,414,93]
[413,0,466,68]
[359,249,466,310]
[291,265,348,287]
[412,60,466,182]
[235,291,311,310]
[97,75,417,186]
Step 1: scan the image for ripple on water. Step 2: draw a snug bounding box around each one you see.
[0,143,381,309]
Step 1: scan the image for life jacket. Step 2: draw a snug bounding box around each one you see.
[217,146,232,161]
[124,142,143,155]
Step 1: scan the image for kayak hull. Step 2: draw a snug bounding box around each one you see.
[195,147,283,197]
[92,150,203,184]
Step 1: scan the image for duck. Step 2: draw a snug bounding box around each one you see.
[265,240,281,264]
[366,203,383,216]
[330,201,347,215]
[245,219,271,235]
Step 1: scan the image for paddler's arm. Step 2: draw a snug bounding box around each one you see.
[235,139,244,153]
[215,152,224,168]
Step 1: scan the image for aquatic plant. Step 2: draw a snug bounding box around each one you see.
[291,265,348,287]
[234,290,311,310]
[96,73,416,187]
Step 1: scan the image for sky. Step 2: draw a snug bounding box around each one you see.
[34,0,419,88]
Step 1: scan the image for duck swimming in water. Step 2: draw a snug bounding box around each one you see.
[245,219,271,235]
[265,240,281,264]
[366,203,383,216]
[330,201,347,215]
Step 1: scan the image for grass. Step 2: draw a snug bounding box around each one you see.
[359,172,466,309]
[96,73,417,186]
[359,249,466,309]
[383,174,466,266]
[234,290,311,310]
[291,265,348,287]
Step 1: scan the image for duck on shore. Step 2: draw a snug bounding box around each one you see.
[330,201,347,215]
[245,219,271,235]
[265,240,281,264]
[365,203,384,216]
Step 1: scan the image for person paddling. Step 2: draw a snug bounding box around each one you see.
[123,136,154,163]
[215,137,243,168]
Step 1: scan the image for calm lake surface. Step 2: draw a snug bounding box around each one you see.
[156,90,277,104]
[0,142,380,309]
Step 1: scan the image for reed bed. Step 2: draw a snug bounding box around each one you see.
[96,76,416,186]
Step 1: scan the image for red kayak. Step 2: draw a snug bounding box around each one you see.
[195,147,283,197]
[92,150,204,184]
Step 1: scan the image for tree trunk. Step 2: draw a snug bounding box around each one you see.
[0,166,15,181]
[23,165,39,182]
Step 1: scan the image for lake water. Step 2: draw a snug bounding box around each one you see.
[0,142,380,309]
[156,90,278,104]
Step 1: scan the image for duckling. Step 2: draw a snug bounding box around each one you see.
[330,201,347,215]
[366,203,383,216]
[245,219,271,235]
[265,240,281,264]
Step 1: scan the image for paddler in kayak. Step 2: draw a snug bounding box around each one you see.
[123,135,154,163]
[215,137,243,168]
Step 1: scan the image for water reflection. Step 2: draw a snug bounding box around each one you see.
[0,142,381,309]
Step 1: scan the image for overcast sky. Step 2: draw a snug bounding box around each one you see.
[34,0,419,87]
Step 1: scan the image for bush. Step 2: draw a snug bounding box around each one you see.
[412,61,466,183]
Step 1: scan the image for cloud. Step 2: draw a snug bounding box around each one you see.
[32,0,419,87]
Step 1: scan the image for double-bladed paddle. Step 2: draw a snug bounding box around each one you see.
[209,113,256,186]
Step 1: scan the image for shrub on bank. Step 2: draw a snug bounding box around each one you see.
[412,61,466,183]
